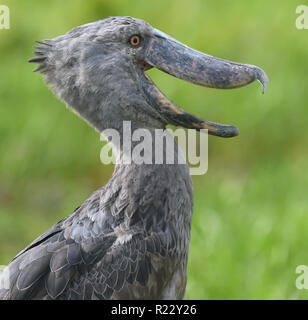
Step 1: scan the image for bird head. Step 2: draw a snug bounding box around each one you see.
[29,16,268,137]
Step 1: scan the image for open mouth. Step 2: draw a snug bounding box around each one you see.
[139,29,268,138]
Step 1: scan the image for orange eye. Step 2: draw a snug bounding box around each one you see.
[129,35,141,46]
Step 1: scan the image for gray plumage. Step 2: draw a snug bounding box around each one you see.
[0,16,267,300]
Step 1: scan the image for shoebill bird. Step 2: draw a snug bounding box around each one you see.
[0,17,268,300]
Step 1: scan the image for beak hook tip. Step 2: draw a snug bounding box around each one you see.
[254,66,269,94]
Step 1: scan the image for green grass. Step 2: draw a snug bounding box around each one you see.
[0,0,308,299]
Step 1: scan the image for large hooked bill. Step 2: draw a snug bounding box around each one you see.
[140,29,268,138]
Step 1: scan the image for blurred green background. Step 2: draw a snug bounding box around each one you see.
[0,0,308,299]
